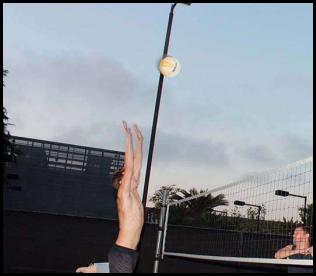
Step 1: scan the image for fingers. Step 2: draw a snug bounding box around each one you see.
[133,124,143,141]
[122,120,128,132]
[123,121,143,140]
[122,121,144,143]
[76,267,88,273]
[76,266,96,273]
[122,121,132,136]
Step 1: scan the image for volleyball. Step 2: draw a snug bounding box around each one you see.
[159,56,181,77]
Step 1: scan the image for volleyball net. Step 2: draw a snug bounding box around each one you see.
[160,157,313,267]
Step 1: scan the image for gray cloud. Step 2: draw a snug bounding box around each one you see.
[278,134,312,162]
[4,54,312,199]
[5,53,227,167]
[154,130,229,168]
[270,72,312,93]
[54,122,230,169]
[4,54,157,140]
[240,144,281,166]
[237,133,312,169]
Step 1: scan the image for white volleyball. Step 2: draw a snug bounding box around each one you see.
[159,56,181,77]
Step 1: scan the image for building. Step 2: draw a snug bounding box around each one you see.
[4,136,124,219]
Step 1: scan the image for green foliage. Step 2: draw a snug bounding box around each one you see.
[149,184,181,208]
[150,185,228,226]
[299,203,313,226]
[3,69,23,185]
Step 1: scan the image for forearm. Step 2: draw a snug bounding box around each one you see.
[275,249,300,259]
[133,141,142,182]
[125,136,134,171]
[120,137,134,191]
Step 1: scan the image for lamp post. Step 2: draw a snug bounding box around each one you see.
[142,3,191,207]
[234,200,262,232]
[275,190,307,225]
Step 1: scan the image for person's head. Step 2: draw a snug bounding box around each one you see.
[293,225,312,247]
[112,167,125,189]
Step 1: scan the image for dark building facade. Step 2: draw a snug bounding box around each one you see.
[4,136,124,219]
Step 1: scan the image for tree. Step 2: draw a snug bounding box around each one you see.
[3,69,11,182]
[3,69,22,185]
[171,187,228,226]
[299,203,313,226]
[281,217,299,233]
[149,184,181,208]
[247,205,266,220]
[150,185,229,226]
[171,188,228,213]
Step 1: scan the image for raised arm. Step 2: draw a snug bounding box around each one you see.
[120,121,134,192]
[132,124,143,189]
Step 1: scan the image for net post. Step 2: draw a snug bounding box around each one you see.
[153,190,168,273]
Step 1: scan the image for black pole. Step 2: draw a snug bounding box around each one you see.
[142,4,177,207]
[303,196,307,225]
[288,194,308,225]
[153,190,168,273]
[257,206,261,232]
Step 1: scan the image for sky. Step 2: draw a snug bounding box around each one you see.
[3,3,313,204]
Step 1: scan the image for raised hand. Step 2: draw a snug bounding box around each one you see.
[306,246,313,256]
[122,120,132,138]
[133,124,143,142]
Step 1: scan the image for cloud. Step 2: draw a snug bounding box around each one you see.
[240,144,280,165]
[54,121,230,169]
[4,54,157,140]
[154,129,229,168]
[270,72,312,93]
[4,53,227,163]
[278,134,312,162]
[4,53,312,200]
[236,133,312,171]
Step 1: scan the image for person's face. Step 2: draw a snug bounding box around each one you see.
[293,227,309,245]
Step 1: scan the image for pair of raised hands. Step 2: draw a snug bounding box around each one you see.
[122,120,143,141]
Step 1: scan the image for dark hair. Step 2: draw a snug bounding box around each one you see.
[112,167,125,189]
[295,224,311,234]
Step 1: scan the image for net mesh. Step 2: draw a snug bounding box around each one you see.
[162,157,313,265]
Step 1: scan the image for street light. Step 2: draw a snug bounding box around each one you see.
[234,200,262,232]
[275,190,307,225]
[142,3,191,207]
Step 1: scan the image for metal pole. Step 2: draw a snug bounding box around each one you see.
[303,196,307,225]
[288,194,308,225]
[153,190,168,273]
[257,206,261,232]
[142,4,177,207]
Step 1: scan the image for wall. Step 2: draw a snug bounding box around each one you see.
[3,210,290,273]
